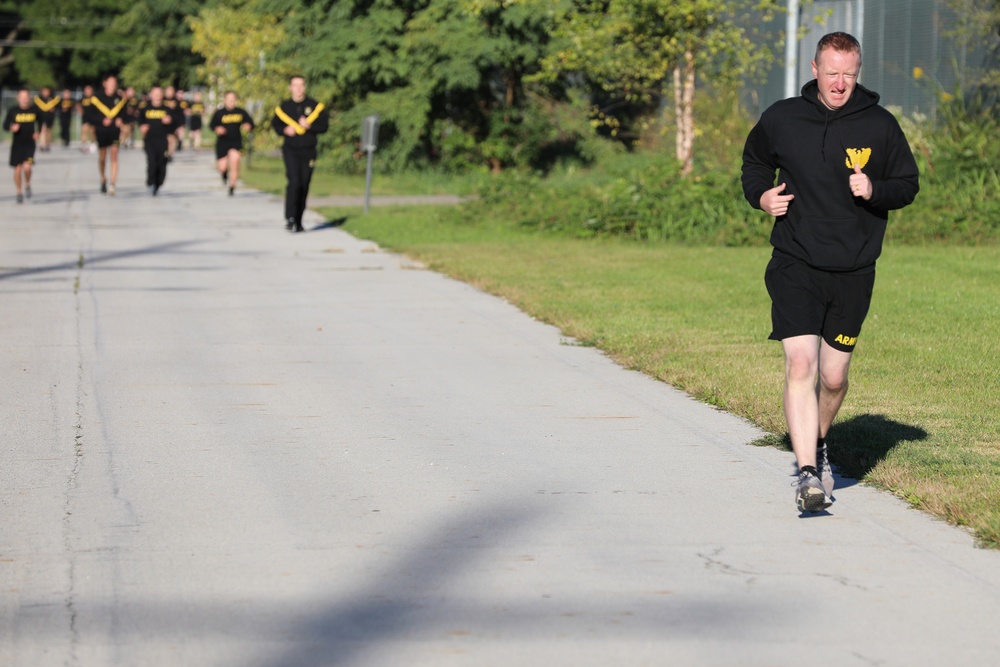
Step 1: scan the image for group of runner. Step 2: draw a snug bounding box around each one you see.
[4,75,253,201]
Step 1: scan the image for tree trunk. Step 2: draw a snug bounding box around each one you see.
[673,49,696,177]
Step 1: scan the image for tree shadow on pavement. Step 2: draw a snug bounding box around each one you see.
[0,239,207,281]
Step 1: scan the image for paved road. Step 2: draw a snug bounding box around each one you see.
[3,146,999,666]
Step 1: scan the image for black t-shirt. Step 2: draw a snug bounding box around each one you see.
[84,92,126,135]
[3,105,39,145]
[139,104,174,145]
[210,107,254,147]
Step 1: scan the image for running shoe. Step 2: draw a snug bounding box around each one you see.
[228,186,234,197]
[222,170,228,185]
[108,184,116,196]
[16,193,23,204]
[25,186,31,199]
[100,182,107,194]
[794,467,831,513]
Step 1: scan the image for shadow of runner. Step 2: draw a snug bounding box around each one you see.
[827,414,929,488]
[751,414,928,492]
[308,217,349,232]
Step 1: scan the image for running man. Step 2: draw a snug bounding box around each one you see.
[84,74,127,195]
[741,32,919,513]
[121,86,139,149]
[3,88,39,203]
[79,84,95,152]
[271,75,328,232]
[188,90,206,150]
[210,91,254,196]
[139,85,173,195]
[33,86,58,152]
[176,89,188,151]
[58,89,74,147]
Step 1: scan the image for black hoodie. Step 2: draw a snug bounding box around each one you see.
[742,80,919,273]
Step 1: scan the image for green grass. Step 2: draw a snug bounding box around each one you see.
[317,203,1000,547]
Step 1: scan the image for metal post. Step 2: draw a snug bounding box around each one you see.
[785,0,800,99]
[361,114,380,215]
[364,148,374,215]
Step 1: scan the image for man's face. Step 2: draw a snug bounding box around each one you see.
[62,89,72,99]
[289,77,306,102]
[17,90,30,108]
[84,86,93,96]
[150,88,163,106]
[224,93,237,109]
[812,48,861,110]
[165,86,175,98]
[104,77,117,95]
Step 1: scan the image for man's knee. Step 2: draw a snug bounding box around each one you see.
[819,366,850,394]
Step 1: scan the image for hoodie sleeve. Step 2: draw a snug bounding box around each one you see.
[741,117,778,211]
[868,117,919,211]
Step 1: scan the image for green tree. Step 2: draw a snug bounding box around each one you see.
[537,0,781,175]
[262,0,563,172]
[0,0,129,87]
[110,0,204,89]
[188,4,292,119]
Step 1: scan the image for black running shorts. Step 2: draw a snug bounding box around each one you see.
[215,141,241,160]
[764,255,876,353]
[95,129,120,149]
[9,142,35,167]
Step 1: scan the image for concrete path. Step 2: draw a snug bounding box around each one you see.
[2,145,999,667]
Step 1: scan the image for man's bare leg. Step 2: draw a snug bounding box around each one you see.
[782,335,853,466]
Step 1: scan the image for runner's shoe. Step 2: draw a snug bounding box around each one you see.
[16,193,23,204]
[794,466,831,513]
[100,181,107,194]
[228,186,234,197]
[25,186,31,199]
[819,444,834,499]
[108,184,116,196]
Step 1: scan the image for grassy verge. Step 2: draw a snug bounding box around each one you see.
[317,203,1000,547]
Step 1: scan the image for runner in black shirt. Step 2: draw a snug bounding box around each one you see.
[121,86,139,149]
[139,85,174,195]
[33,86,58,153]
[3,89,39,203]
[188,90,206,150]
[271,75,328,232]
[58,89,74,148]
[79,84,95,152]
[83,74,126,195]
[210,91,254,196]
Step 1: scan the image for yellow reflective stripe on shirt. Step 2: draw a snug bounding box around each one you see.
[274,105,306,135]
[35,97,60,112]
[91,96,127,119]
[304,103,325,127]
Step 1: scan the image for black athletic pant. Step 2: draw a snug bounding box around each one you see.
[145,140,168,188]
[282,145,317,225]
[59,116,72,147]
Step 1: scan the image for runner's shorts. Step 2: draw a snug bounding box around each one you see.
[9,142,35,167]
[95,128,120,149]
[764,255,876,353]
[215,141,242,160]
